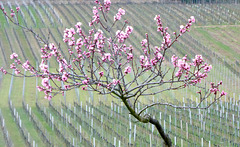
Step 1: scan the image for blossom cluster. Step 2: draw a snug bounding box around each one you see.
[210,81,227,97]
[114,8,125,21]
[171,55,213,84]
[0,1,226,102]
[179,16,195,34]
[116,26,133,43]
[0,5,20,18]
[104,0,111,12]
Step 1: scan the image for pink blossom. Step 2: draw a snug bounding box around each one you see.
[124,66,131,74]
[118,8,125,15]
[144,60,151,69]
[112,79,120,85]
[0,67,7,74]
[82,86,87,90]
[37,86,44,92]
[62,72,68,82]
[102,53,112,62]
[218,81,223,85]
[140,55,145,65]
[75,22,82,29]
[127,53,133,61]
[180,25,186,34]
[156,52,163,60]
[97,82,102,87]
[220,91,227,97]
[95,0,100,4]
[64,85,70,89]
[22,60,30,71]
[14,69,20,75]
[190,16,195,23]
[39,62,48,73]
[104,0,111,12]
[82,79,88,85]
[125,26,133,35]
[44,95,52,101]
[114,8,125,21]
[204,64,212,72]
[42,78,49,87]
[171,55,178,67]
[10,53,18,59]
[192,55,204,66]
[99,71,104,77]
[16,7,20,12]
[210,88,219,95]
[10,13,15,17]
[164,33,171,46]
[10,63,16,69]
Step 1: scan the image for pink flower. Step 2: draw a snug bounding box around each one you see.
[218,81,223,85]
[192,55,204,66]
[37,86,44,92]
[220,91,227,97]
[99,71,104,77]
[82,86,87,90]
[156,52,163,60]
[204,65,212,72]
[104,0,111,12]
[42,78,49,87]
[62,72,68,82]
[164,33,171,46]
[171,55,178,67]
[45,95,52,101]
[82,79,88,85]
[75,22,82,29]
[10,63,16,69]
[124,66,131,74]
[64,85,70,89]
[114,8,125,21]
[118,8,125,15]
[22,60,30,71]
[127,53,133,61]
[10,53,18,59]
[102,53,112,62]
[190,16,195,23]
[0,67,7,74]
[39,62,48,73]
[10,13,15,17]
[180,25,186,34]
[97,82,102,87]
[125,26,133,35]
[15,69,20,75]
[16,7,20,11]
[112,79,120,85]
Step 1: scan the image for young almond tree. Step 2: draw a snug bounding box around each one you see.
[0,1,226,146]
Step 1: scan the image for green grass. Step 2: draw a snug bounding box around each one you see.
[0,75,26,146]
[28,6,44,28]
[195,28,237,59]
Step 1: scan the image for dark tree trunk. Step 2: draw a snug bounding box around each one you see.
[149,117,172,147]
[122,98,172,146]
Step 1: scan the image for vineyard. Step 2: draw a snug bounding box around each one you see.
[0,1,239,147]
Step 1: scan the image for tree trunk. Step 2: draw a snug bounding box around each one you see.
[149,117,172,147]
[122,98,172,146]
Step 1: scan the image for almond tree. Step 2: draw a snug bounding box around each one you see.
[0,1,226,146]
